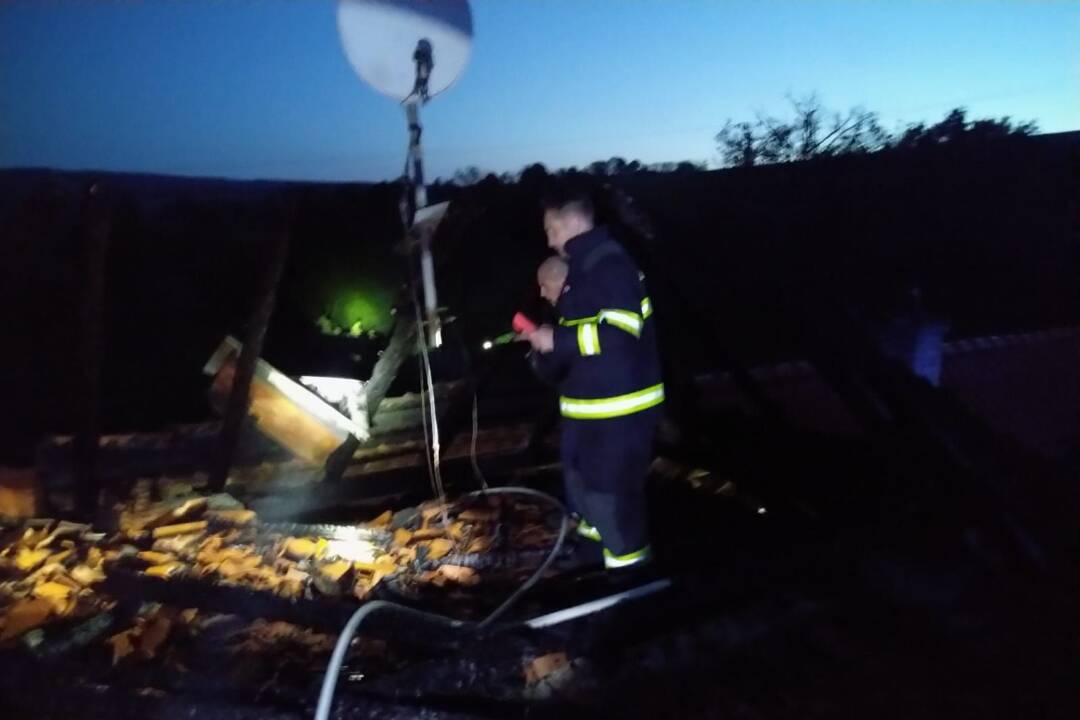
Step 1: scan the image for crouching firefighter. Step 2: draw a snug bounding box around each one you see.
[526,189,663,570]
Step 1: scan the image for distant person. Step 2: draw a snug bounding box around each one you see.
[537,255,569,307]
[524,187,663,570]
[528,256,569,386]
[877,287,950,386]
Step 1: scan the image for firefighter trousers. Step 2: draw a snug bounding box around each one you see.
[560,407,660,557]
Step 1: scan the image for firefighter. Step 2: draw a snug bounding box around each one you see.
[537,255,569,307]
[528,257,570,384]
[525,189,663,570]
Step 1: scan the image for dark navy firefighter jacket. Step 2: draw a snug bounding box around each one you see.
[537,226,664,420]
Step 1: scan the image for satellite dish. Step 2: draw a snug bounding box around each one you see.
[337,0,473,102]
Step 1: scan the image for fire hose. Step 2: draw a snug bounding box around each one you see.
[314,486,570,720]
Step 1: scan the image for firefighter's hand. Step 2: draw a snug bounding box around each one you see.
[526,326,555,353]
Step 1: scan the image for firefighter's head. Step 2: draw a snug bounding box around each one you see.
[542,190,595,256]
[537,256,568,306]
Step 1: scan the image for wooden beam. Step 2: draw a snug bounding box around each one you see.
[210,205,292,492]
[74,181,112,520]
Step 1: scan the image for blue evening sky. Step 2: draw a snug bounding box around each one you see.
[2,0,1077,182]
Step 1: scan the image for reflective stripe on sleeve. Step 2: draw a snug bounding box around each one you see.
[577,323,601,356]
[598,309,643,338]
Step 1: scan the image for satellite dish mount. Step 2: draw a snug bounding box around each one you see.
[409,38,434,103]
[402,41,438,345]
[337,0,473,350]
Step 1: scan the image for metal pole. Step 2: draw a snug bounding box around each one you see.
[405,99,442,348]
[360,41,443,429]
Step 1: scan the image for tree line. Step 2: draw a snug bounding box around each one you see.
[445,96,1039,184]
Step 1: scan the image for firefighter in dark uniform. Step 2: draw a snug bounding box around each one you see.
[526,191,663,570]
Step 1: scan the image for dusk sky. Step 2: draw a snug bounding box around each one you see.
[2,0,1077,182]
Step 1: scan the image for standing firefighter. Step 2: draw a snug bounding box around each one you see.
[526,189,663,570]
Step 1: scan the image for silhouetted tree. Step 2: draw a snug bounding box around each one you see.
[587,160,609,177]
[891,108,1037,151]
[716,95,1037,168]
[645,160,706,173]
[716,94,887,167]
[585,157,651,176]
[519,163,550,188]
[451,166,485,186]
[673,160,706,174]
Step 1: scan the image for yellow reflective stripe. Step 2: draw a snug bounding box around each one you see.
[559,383,664,419]
[576,520,602,542]
[604,545,652,568]
[641,297,652,319]
[560,315,598,327]
[564,301,651,332]
[577,323,600,356]
[598,309,642,338]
